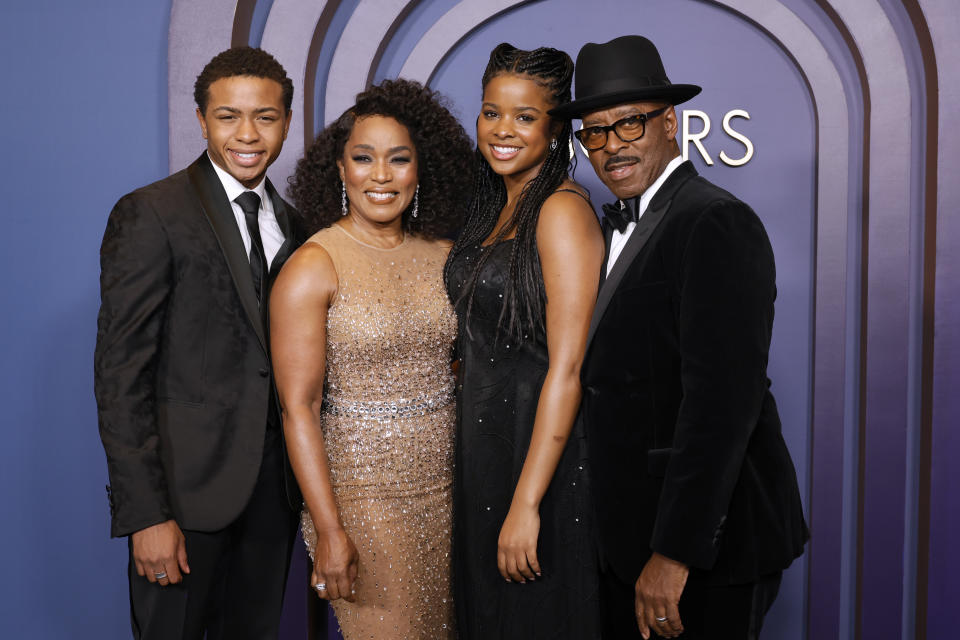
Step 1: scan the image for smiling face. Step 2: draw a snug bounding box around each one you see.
[337,115,418,228]
[581,101,678,201]
[477,73,558,184]
[197,75,291,189]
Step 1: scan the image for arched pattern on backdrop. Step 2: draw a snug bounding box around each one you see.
[915,2,958,640]
[167,1,956,638]
[825,6,914,640]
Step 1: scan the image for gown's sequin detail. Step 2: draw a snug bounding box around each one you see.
[301,225,457,639]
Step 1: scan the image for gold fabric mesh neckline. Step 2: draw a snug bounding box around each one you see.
[335,223,407,251]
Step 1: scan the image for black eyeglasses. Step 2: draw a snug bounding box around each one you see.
[574,107,669,151]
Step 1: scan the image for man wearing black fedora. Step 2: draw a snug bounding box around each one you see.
[550,36,808,639]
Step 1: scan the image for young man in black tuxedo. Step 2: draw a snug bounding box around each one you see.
[550,36,808,639]
[94,47,303,639]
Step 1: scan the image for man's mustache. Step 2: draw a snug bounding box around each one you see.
[604,156,640,171]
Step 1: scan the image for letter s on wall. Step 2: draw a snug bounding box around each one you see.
[719,109,754,166]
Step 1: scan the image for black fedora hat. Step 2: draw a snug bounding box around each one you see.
[549,35,701,118]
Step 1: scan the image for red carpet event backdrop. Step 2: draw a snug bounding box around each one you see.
[1,1,956,638]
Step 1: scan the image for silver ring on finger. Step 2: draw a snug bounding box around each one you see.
[655,616,668,623]
[154,571,167,580]
[314,582,327,591]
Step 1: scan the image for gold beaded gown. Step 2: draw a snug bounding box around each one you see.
[300,224,457,639]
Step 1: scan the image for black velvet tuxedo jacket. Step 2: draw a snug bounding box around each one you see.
[95,153,303,538]
[581,160,808,587]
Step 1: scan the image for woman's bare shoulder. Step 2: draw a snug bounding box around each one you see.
[274,238,339,301]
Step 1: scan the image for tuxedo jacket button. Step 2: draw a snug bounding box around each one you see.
[258,368,269,377]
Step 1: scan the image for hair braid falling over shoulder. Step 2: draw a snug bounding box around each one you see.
[444,43,576,343]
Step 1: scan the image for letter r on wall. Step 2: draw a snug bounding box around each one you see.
[683,110,713,165]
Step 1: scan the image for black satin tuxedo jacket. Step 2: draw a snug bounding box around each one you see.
[582,161,808,586]
[95,153,303,538]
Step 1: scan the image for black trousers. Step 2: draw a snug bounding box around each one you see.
[128,430,299,640]
[599,567,782,640]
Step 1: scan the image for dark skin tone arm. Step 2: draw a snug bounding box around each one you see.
[496,186,604,583]
[270,242,358,603]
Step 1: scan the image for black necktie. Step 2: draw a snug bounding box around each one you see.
[601,197,640,234]
[235,191,266,304]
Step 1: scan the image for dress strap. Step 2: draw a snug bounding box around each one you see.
[554,188,594,206]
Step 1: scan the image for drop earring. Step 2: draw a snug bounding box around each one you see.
[412,185,419,218]
[549,138,558,151]
[341,182,348,216]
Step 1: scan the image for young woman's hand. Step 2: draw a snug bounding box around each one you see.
[497,501,541,582]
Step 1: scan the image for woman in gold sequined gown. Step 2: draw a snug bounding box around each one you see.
[270,79,474,639]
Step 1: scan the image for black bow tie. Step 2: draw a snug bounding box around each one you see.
[601,198,639,234]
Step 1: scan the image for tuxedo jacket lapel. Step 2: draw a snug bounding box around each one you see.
[266,178,296,276]
[586,161,698,351]
[598,221,614,289]
[187,153,267,352]
[586,200,670,349]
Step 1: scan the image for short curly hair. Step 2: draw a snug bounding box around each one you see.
[194,46,294,114]
[288,79,474,238]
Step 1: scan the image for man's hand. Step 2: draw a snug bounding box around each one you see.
[131,520,190,586]
[635,552,689,639]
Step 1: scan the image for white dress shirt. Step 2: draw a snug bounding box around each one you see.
[606,154,685,276]
[208,153,285,268]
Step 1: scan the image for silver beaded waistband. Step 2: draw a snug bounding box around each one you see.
[322,390,453,420]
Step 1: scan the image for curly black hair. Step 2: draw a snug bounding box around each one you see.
[445,43,576,342]
[194,46,294,114]
[288,79,474,238]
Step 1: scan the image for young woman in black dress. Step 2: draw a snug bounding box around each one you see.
[445,44,604,638]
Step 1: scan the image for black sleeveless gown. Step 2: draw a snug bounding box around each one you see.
[446,240,600,639]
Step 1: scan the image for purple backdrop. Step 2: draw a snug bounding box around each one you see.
[2,1,955,639]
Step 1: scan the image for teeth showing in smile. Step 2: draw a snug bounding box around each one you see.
[366,191,396,201]
[606,161,636,177]
[233,151,259,159]
[492,145,519,156]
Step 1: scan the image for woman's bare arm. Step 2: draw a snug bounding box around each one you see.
[270,241,358,602]
[497,188,604,582]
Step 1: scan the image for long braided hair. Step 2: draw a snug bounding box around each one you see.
[444,43,575,343]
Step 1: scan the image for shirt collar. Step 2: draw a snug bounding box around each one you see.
[620,154,684,218]
[207,151,271,213]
